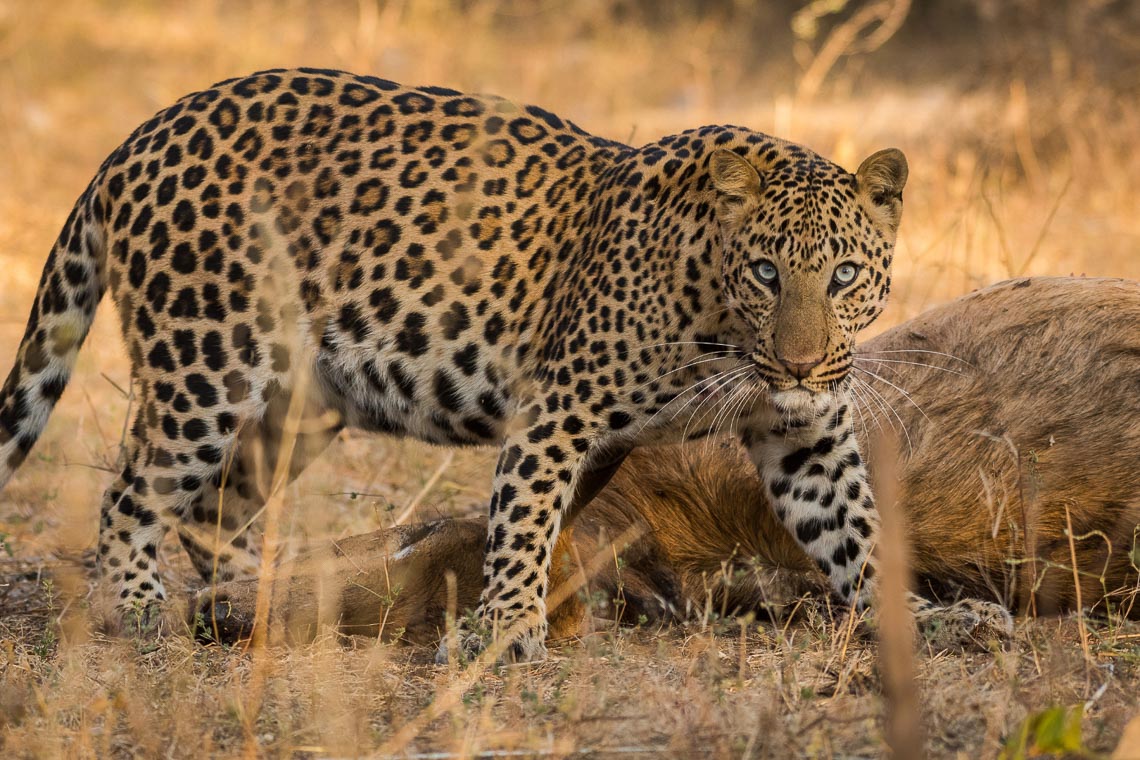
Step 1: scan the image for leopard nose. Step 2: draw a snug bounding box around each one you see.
[777,355,823,379]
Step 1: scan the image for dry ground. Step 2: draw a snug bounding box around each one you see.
[2,1,1140,757]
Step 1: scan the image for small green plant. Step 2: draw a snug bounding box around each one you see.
[0,530,13,557]
[32,578,58,659]
[461,681,485,708]
[1130,525,1140,572]
[378,584,403,610]
[192,609,209,640]
[520,687,555,717]
[1000,704,1101,760]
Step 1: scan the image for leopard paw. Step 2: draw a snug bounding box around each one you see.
[434,626,488,665]
[92,588,186,642]
[913,598,1013,652]
[434,609,548,665]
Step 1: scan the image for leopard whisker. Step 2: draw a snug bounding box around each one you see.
[857,348,975,368]
[852,365,932,424]
[631,350,744,394]
[844,383,873,440]
[641,340,745,352]
[636,362,745,435]
[723,381,759,440]
[851,373,914,451]
[679,365,752,441]
[853,357,965,376]
[850,376,901,446]
[725,379,756,435]
[708,373,750,442]
[680,365,751,430]
[850,375,896,439]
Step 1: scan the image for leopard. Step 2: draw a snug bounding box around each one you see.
[201,277,1140,653]
[0,68,909,662]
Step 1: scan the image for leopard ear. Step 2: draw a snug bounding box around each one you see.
[709,149,762,226]
[856,148,908,234]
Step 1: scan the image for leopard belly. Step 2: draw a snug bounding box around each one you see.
[312,332,514,445]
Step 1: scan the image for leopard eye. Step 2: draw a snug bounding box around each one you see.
[832,263,860,288]
[752,260,778,286]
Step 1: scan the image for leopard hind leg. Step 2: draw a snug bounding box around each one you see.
[176,379,342,585]
[97,371,340,637]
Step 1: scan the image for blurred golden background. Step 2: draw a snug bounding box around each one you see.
[3,0,1137,306]
[0,2,1138,755]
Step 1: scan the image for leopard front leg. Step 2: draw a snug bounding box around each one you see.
[438,409,610,665]
[745,395,879,611]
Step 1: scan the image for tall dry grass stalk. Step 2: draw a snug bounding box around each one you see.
[241,368,311,757]
[0,1,1138,756]
[870,431,924,758]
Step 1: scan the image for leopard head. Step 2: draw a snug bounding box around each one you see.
[709,143,907,411]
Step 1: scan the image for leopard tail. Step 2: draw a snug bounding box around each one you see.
[0,183,108,489]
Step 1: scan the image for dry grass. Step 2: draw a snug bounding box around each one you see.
[2,1,1140,756]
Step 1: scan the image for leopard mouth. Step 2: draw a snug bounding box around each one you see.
[752,355,850,397]
[749,356,839,395]
[768,370,849,410]
[770,385,836,414]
